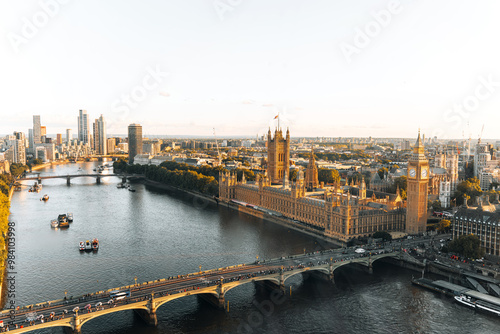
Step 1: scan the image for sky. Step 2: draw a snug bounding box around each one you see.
[1,0,499,139]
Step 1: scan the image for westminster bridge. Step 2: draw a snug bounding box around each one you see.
[0,246,425,333]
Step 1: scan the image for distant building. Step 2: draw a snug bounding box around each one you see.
[33,115,41,145]
[107,138,116,154]
[92,115,107,155]
[66,129,73,143]
[128,124,143,163]
[78,110,90,144]
[56,134,62,146]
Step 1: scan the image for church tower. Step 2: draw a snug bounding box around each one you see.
[406,131,429,234]
[305,147,319,191]
[267,127,290,184]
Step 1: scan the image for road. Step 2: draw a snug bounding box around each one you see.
[0,235,436,331]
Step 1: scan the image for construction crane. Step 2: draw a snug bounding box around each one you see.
[213,128,221,166]
[478,124,485,143]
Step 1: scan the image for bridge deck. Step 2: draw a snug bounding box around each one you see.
[0,250,400,333]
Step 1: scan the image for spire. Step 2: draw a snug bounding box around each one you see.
[415,129,423,148]
[396,185,400,197]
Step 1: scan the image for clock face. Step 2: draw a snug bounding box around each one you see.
[409,168,416,178]
[421,168,428,178]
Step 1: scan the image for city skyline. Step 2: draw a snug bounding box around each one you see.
[2,1,500,139]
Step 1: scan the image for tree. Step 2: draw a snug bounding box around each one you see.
[389,176,407,199]
[448,234,484,259]
[429,199,442,212]
[437,219,451,233]
[452,177,482,205]
[377,167,388,180]
[0,180,8,197]
[9,163,28,177]
[318,168,340,184]
[372,231,392,241]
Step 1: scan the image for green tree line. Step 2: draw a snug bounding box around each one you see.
[114,158,255,197]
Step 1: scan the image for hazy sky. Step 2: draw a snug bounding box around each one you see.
[1,0,499,139]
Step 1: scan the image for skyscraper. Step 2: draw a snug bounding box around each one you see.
[66,129,73,143]
[93,115,107,155]
[33,115,41,144]
[406,131,429,235]
[56,134,62,146]
[128,124,143,163]
[77,110,90,144]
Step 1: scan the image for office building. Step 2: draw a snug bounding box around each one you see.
[128,124,143,163]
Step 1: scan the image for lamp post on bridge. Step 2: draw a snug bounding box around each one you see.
[199,265,202,274]
[64,289,67,300]
[134,276,137,286]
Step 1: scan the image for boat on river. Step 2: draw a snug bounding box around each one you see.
[50,220,58,228]
[58,214,69,228]
[92,238,99,251]
[79,241,85,251]
[67,213,73,222]
[85,240,92,251]
[41,194,49,201]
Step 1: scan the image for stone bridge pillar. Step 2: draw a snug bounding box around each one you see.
[122,177,127,183]
[38,177,42,184]
[217,283,226,308]
[368,255,373,274]
[63,315,82,334]
[96,176,101,184]
[279,269,285,292]
[67,176,71,185]
[135,294,158,326]
[329,261,335,282]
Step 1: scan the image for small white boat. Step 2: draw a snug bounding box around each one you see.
[67,213,73,222]
[41,194,49,201]
[50,220,59,228]
[85,240,92,251]
[79,241,85,251]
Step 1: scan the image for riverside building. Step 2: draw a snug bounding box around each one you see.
[219,127,408,244]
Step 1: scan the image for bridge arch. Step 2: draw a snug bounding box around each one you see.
[78,304,151,328]
[154,289,220,311]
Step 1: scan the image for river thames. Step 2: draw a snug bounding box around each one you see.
[7,161,499,333]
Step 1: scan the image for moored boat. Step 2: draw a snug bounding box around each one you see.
[67,213,73,222]
[79,241,85,251]
[41,194,49,201]
[85,240,92,251]
[117,183,126,188]
[454,295,476,309]
[58,214,69,228]
[92,238,99,251]
[50,220,59,228]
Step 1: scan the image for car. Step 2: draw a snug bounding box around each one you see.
[354,248,366,254]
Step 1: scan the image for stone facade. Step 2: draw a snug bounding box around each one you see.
[305,148,319,191]
[267,127,289,184]
[406,132,429,235]
[219,128,406,244]
[452,194,500,256]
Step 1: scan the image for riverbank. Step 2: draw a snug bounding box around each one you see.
[141,178,341,248]
[0,187,14,308]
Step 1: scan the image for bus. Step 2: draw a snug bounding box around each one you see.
[110,290,130,301]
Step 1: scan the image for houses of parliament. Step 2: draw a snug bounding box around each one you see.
[219,127,428,243]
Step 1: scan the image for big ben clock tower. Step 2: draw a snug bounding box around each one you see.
[406,131,429,234]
